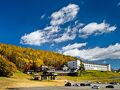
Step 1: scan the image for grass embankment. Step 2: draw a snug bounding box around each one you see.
[0,71,64,90]
[58,70,120,83]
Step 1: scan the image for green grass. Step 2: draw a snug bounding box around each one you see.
[0,71,31,90]
[11,70,31,79]
[58,70,120,83]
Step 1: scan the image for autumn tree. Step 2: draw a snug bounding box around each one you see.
[0,55,17,77]
[0,43,77,72]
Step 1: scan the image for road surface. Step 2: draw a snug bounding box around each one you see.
[7,84,120,90]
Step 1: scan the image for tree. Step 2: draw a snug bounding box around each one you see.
[0,43,78,72]
[31,59,44,72]
[117,68,120,72]
[0,55,17,77]
[78,61,85,76]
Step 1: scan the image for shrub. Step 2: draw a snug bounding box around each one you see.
[0,55,17,77]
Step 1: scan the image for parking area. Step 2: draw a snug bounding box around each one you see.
[7,84,120,90]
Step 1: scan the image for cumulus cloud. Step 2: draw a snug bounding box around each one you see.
[54,26,77,43]
[20,30,48,46]
[50,4,79,25]
[62,42,87,51]
[20,24,80,45]
[79,21,117,38]
[44,25,60,34]
[63,43,120,61]
[20,4,81,46]
[20,26,60,46]
[20,4,117,47]
[53,22,84,43]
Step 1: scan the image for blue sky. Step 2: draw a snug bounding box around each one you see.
[0,0,120,69]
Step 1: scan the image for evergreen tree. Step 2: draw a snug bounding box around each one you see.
[78,61,85,76]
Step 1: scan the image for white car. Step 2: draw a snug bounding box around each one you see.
[92,85,100,89]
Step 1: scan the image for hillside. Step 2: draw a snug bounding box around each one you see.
[0,43,77,74]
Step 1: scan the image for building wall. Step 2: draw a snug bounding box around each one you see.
[68,60,80,70]
[107,64,111,71]
[83,63,108,71]
[67,60,111,71]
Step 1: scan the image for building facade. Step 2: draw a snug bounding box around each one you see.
[67,60,111,71]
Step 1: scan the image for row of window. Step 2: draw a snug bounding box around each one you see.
[84,64,107,68]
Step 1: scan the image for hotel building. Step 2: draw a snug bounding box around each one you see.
[67,60,111,71]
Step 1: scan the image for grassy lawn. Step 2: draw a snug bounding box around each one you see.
[0,71,32,90]
[0,71,64,90]
[58,70,120,83]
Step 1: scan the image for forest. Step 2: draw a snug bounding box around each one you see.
[0,43,77,77]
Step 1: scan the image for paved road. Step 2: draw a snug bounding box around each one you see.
[7,84,120,90]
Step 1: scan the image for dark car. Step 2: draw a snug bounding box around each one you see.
[80,83,86,86]
[106,85,114,88]
[110,82,117,85]
[92,85,100,89]
[85,83,91,86]
[65,82,71,86]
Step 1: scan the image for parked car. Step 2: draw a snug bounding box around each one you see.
[106,85,114,88]
[109,82,117,85]
[80,83,86,86]
[72,83,80,87]
[27,70,34,74]
[65,82,71,86]
[85,83,91,86]
[91,85,100,89]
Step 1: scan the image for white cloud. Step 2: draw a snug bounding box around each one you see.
[117,2,120,6]
[20,22,81,46]
[53,22,84,43]
[50,4,79,25]
[63,43,120,61]
[62,42,87,51]
[40,14,45,19]
[20,4,117,47]
[54,26,77,43]
[20,30,48,46]
[79,21,117,38]
[20,4,81,46]
[44,25,60,34]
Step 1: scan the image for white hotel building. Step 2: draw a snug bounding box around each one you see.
[67,60,111,71]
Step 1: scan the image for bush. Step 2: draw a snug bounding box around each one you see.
[0,55,17,77]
